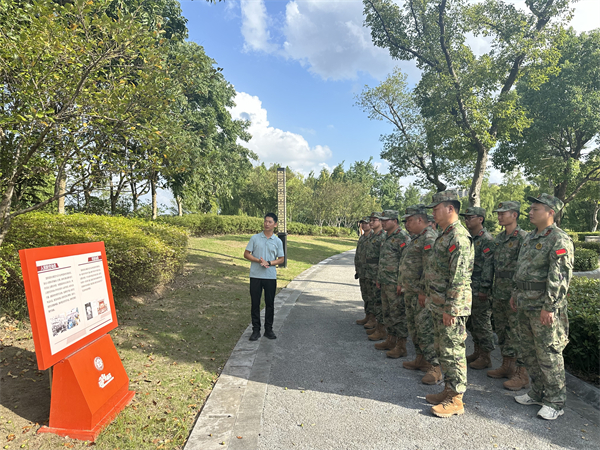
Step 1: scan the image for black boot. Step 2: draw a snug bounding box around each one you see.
[249,330,261,341]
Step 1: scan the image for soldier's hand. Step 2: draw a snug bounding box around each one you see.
[478,293,488,301]
[443,313,456,326]
[376,282,380,289]
[540,310,554,326]
[396,285,402,295]
[354,273,359,280]
[418,293,426,308]
[509,297,517,312]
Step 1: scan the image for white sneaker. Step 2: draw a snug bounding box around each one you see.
[537,405,564,420]
[515,393,543,406]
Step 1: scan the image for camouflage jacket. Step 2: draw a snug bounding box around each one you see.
[399,226,438,295]
[364,229,386,280]
[424,220,474,316]
[481,226,528,297]
[513,223,574,311]
[354,231,371,278]
[471,228,495,295]
[377,227,410,285]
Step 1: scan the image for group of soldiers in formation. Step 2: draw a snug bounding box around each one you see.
[353,190,574,420]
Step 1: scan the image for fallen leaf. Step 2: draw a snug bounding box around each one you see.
[236,436,243,439]
[7,434,15,441]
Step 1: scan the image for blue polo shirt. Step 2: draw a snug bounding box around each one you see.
[246,232,285,279]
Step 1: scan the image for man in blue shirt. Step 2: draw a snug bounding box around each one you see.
[243,213,285,341]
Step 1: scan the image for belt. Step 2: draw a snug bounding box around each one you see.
[515,281,546,290]
[366,258,380,264]
[496,271,514,279]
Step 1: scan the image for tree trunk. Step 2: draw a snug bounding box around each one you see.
[591,201,599,232]
[553,179,569,227]
[57,174,66,214]
[151,174,158,220]
[176,196,183,216]
[468,148,488,207]
[0,183,15,247]
[110,179,117,216]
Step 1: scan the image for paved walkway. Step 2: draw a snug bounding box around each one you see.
[186,251,600,450]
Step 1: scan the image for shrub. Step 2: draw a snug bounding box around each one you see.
[0,213,188,318]
[574,241,600,256]
[573,248,600,272]
[565,277,600,377]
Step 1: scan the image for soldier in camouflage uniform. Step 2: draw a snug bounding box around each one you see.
[460,207,495,370]
[355,217,373,326]
[399,205,441,384]
[364,212,387,341]
[376,210,411,357]
[423,190,474,418]
[513,194,573,421]
[428,214,438,233]
[481,201,529,390]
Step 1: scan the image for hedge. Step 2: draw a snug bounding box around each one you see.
[573,248,600,272]
[0,213,188,317]
[574,241,600,255]
[568,231,600,242]
[159,214,353,237]
[565,277,600,377]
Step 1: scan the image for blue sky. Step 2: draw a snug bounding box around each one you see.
[178,0,599,180]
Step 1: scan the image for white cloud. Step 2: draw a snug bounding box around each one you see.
[229,92,333,173]
[240,0,277,53]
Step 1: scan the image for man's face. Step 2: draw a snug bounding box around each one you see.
[529,203,552,226]
[497,210,516,227]
[463,215,482,231]
[432,203,450,224]
[381,218,397,232]
[361,222,371,233]
[370,217,381,230]
[264,217,276,232]
[404,215,421,234]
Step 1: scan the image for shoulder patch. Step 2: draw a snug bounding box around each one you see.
[400,242,406,248]
[449,244,457,253]
[483,247,491,254]
[555,248,567,256]
[424,244,432,251]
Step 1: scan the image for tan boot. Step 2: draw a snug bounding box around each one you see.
[368,323,387,341]
[466,344,480,364]
[503,366,530,391]
[356,314,369,325]
[469,351,492,370]
[431,390,464,417]
[403,354,423,370]
[421,365,443,385]
[366,325,378,335]
[487,356,516,379]
[375,334,396,350]
[363,314,377,329]
[386,338,407,358]
[426,384,451,405]
[417,358,432,372]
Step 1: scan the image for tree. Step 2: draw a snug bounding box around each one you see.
[494,29,600,224]
[363,0,571,206]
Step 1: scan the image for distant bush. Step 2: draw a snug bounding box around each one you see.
[568,231,600,242]
[573,248,599,272]
[565,277,600,378]
[0,213,188,318]
[159,214,353,237]
[574,241,600,255]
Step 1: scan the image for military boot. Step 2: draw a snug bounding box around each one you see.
[431,390,464,417]
[503,366,530,391]
[368,323,387,341]
[417,358,432,372]
[363,314,377,329]
[469,352,492,370]
[402,354,423,370]
[375,334,396,350]
[487,356,516,379]
[421,364,443,385]
[356,314,370,325]
[425,384,451,405]
[366,324,378,335]
[466,344,480,364]
[386,338,407,358]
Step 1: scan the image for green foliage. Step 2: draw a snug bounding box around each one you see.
[0,213,188,317]
[573,248,599,272]
[565,277,600,377]
[574,241,600,256]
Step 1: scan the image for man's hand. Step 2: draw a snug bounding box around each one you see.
[478,292,488,301]
[259,257,269,268]
[540,309,554,326]
[509,297,517,312]
[396,285,402,295]
[418,293,426,308]
[443,313,456,326]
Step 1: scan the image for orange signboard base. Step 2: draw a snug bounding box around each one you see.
[37,334,134,441]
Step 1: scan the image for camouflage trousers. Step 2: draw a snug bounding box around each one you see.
[517,306,569,410]
[466,294,495,352]
[431,308,468,394]
[492,288,521,361]
[359,278,374,315]
[380,283,407,338]
[366,279,383,323]
[405,292,438,365]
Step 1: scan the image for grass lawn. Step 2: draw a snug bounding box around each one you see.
[0,234,357,450]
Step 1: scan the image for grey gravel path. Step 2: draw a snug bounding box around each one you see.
[186,251,600,450]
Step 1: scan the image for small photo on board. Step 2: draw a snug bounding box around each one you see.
[85,302,93,320]
[97,300,108,314]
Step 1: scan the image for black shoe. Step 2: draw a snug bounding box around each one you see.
[263,330,277,339]
[249,330,261,341]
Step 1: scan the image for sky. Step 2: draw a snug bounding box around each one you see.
[176,0,599,186]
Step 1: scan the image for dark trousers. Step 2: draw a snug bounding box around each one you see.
[250,278,277,331]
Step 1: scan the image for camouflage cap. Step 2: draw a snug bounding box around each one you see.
[359,216,371,224]
[460,206,486,217]
[370,211,383,219]
[401,204,428,220]
[379,210,399,220]
[425,190,460,208]
[527,193,564,211]
[493,201,521,213]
